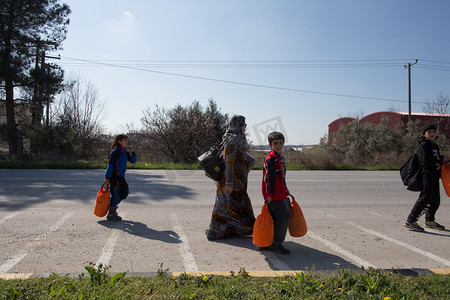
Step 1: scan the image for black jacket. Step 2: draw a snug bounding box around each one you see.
[416,139,443,179]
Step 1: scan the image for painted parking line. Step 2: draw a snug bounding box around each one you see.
[320,211,450,267]
[0,211,20,226]
[307,231,377,269]
[95,213,126,267]
[96,231,120,267]
[345,220,450,267]
[170,212,198,272]
[262,251,291,270]
[0,212,73,274]
[367,211,391,219]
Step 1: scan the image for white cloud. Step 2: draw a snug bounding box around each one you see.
[122,10,133,18]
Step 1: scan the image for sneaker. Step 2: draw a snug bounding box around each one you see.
[424,221,445,230]
[404,220,424,232]
[270,244,290,254]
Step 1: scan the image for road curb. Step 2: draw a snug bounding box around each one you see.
[2,269,449,280]
[1,269,449,280]
[171,269,450,277]
[0,273,34,280]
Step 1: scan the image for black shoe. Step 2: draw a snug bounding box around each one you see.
[107,206,122,221]
[270,244,290,254]
[424,221,445,230]
[404,220,424,232]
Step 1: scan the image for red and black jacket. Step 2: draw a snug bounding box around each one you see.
[262,150,289,201]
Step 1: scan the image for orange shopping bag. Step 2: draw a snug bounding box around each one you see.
[441,163,450,197]
[288,195,307,237]
[94,184,110,217]
[252,203,274,247]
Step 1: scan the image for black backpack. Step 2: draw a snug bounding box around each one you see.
[400,153,422,192]
[198,141,226,181]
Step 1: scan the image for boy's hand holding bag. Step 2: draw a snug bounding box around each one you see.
[252,203,274,247]
[288,194,307,237]
[94,184,110,217]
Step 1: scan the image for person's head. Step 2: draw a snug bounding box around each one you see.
[422,124,437,141]
[112,134,128,149]
[228,115,247,134]
[268,131,285,154]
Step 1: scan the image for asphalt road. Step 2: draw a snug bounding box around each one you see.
[0,169,449,276]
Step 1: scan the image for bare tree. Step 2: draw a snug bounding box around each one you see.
[350,109,365,119]
[387,105,400,112]
[53,74,106,158]
[423,92,450,133]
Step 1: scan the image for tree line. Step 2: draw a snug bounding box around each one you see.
[0,0,229,163]
[2,1,450,168]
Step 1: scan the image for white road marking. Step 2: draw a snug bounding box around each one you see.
[346,221,450,267]
[319,210,450,267]
[96,231,120,267]
[0,212,73,274]
[170,212,198,272]
[367,211,390,218]
[95,213,126,268]
[0,212,19,226]
[262,251,291,270]
[307,230,377,269]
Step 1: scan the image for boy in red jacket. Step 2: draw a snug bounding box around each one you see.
[262,131,290,254]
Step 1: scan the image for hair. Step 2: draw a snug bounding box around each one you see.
[111,134,128,149]
[268,131,285,146]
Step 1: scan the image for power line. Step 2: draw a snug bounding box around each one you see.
[58,58,410,69]
[420,59,450,65]
[61,56,429,104]
[416,65,450,72]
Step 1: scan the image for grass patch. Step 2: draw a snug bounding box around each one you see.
[127,162,202,170]
[0,266,449,299]
[0,159,105,169]
[0,159,202,170]
[0,157,399,171]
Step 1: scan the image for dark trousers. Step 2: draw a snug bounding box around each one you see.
[407,176,441,222]
[109,176,129,207]
[268,199,290,245]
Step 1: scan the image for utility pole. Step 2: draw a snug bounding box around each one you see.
[32,40,59,126]
[44,54,61,127]
[32,44,41,125]
[404,59,418,122]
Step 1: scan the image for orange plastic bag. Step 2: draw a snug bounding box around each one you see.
[441,163,450,197]
[94,185,110,217]
[252,203,274,247]
[288,195,307,237]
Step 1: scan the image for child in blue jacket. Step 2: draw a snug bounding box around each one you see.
[103,134,137,221]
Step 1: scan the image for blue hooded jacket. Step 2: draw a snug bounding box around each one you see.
[105,147,137,178]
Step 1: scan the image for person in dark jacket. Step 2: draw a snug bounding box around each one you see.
[404,124,446,232]
[261,131,291,253]
[103,134,137,221]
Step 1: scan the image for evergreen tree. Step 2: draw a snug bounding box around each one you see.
[0,0,70,155]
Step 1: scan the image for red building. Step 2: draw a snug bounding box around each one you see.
[328,111,450,138]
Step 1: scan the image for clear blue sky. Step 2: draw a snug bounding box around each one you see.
[56,0,450,145]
